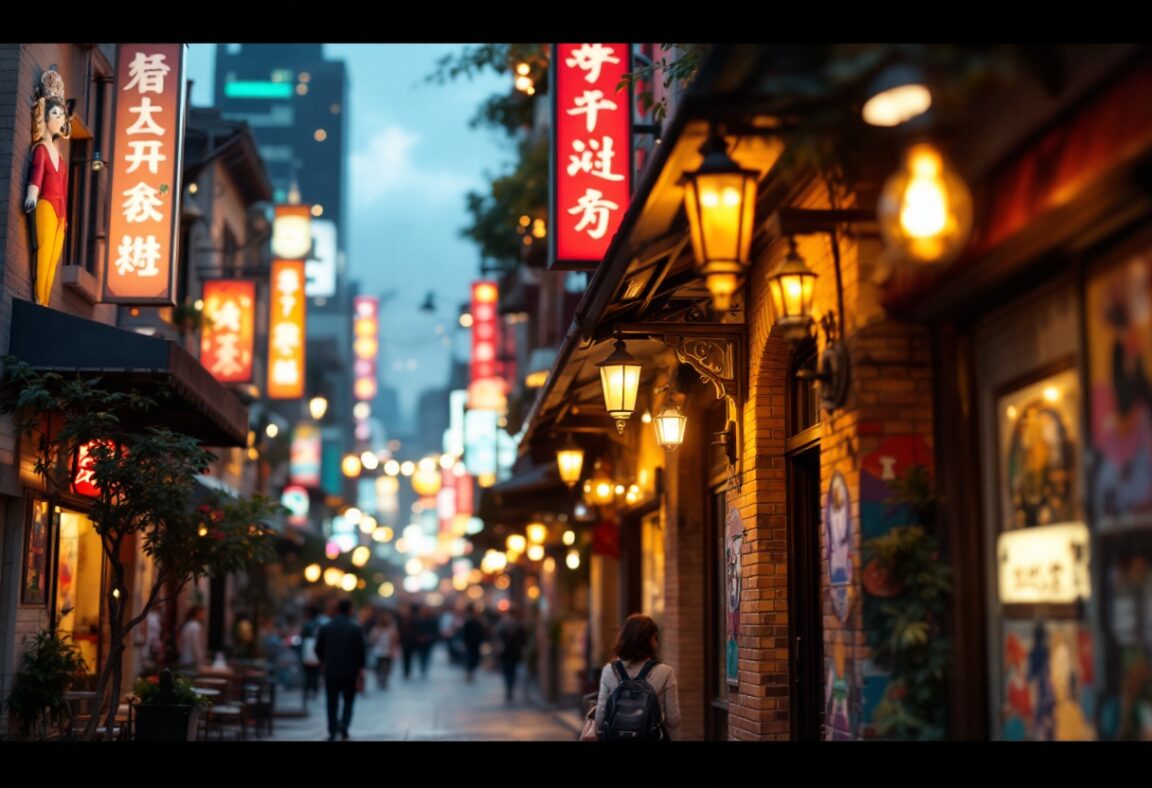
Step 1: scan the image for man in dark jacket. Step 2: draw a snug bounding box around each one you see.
[315,598,366,741]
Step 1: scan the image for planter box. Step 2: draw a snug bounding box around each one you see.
[134,704,199,742]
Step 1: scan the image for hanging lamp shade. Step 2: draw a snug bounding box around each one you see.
[877,142,973,267]
[682,134,759,311]
[597,339,643,433]
[653,403,688,450]
[555,437,585,487]
[766,240,818,341]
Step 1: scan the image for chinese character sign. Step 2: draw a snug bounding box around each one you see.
[267,259,306,399]
[272,204,313,260]
[200,280,255,383]
[104,44,186,304]
[353,296,379,401]
[72,440,117,498]
[469,281,506,411]
[551,43,631,269]
[290,423,322,488]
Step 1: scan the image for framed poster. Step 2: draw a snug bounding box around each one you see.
[995,364,1081,532]
[21,498,52,605]
[1085,249,1152,531]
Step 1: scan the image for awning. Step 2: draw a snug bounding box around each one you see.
[477,459,570,525]
[8,299,249,446]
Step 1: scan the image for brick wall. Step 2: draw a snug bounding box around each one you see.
[727,247,791,740]
[661,420,707,740]
[728,176,936,740]
[1,44,118,709]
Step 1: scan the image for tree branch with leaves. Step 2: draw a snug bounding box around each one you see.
[1,359,278,741]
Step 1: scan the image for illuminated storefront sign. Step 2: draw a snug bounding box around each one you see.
[305,219,337,298]
[353,296,378,401]
[267,259,306,399]
[200,280,255,383]
[551,43,631,270]
[104,44,186,304]
[997,523,1091,604]
[71,440,116,498]
[469,281,506,411]
[290,423,322,487]
[271,204,312,260]
[464,408,498,477]
[281,485,309,527]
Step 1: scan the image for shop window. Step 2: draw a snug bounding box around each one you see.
[65,72,112,275]
[641,510,665,625]
[974,281,1091,740]
[54,507,105,672]
[789,338,820,437]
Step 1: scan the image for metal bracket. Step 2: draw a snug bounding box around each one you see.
[615,322,745,488]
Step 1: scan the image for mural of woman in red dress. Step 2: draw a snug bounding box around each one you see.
[24,70,71,306]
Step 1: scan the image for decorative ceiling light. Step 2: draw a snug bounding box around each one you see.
[555,436,585,488]
[766,238,818,342]
[862,64,932,127]
[878,142,973,267]
[598,338,642,433]
[682,133,759,312]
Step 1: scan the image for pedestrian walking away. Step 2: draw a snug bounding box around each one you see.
[315,598,366,741]
[593,613,681,741]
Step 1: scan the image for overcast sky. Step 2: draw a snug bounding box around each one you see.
[187,44,511,420]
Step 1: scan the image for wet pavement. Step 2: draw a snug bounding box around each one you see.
[261,647,580,742]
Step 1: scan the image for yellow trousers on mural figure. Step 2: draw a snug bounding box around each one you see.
[34,200,66,306]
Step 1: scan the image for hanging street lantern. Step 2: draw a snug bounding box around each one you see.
[766,238,819,342]
[653,403,688,450]
[682,133,759,312]
[597,339,642,433]
[878,142,973,267]
[555,437,585,488]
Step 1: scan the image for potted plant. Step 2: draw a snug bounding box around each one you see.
[862,464,953,740]
[0,361,278,740]
[132,670,211,742]
[4,629,88,740]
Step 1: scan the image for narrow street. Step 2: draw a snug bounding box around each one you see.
[263,647,580,742]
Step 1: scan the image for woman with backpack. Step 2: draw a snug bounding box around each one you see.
[593,613,681,741]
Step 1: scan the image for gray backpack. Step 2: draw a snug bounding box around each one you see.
[600,659,665,741]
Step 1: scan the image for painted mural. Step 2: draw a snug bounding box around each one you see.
[824,629,857,740]
[826,472,853,623]
[725,506,744,686]
[1087,251,1152,531]
[858,434,934,736]
[1097,542,1152,741]
[1001,619,1095,740]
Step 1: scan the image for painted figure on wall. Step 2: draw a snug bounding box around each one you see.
[1088,254,1152,528]
[25,70,72,306]
[725,507,744,685]
[826,472,853,622]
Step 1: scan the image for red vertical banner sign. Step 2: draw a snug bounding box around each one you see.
[468,281,505,410]
[200,279,255,383]
[353,296,379,401]
[550,43,632,270]
[267,259,306,399]
[104,43,186,304]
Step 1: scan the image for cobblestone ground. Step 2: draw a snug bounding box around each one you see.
[256,647,581,742]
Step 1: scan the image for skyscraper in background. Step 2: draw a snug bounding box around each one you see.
[214,44,357,503]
